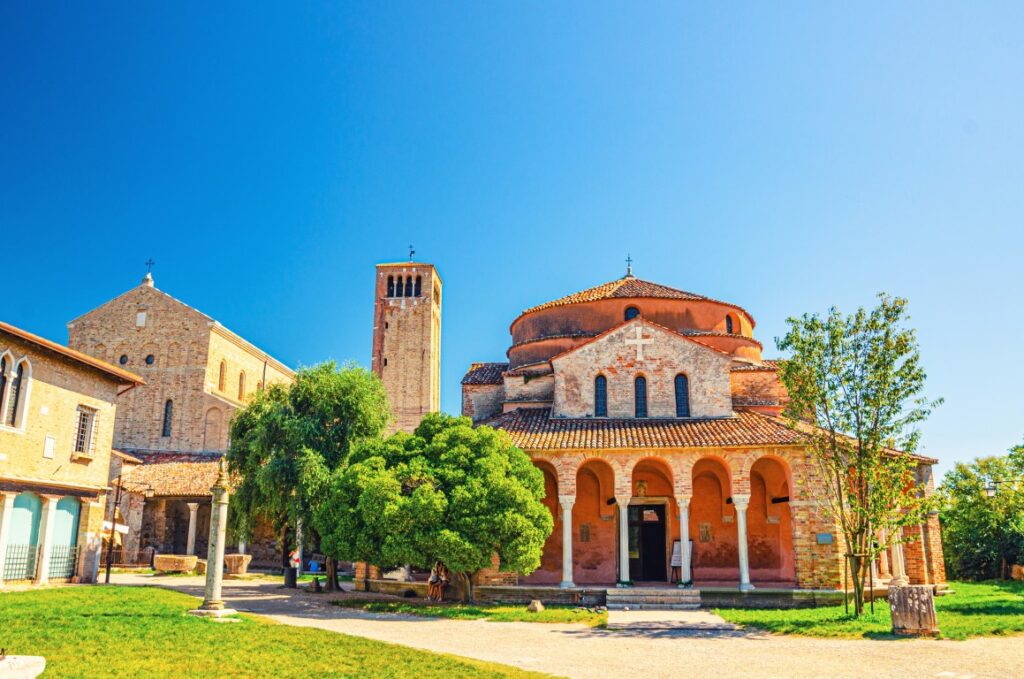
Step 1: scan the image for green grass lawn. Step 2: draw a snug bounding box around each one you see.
[332,599,607,627]
[0,586,550,678]
[715,580,1024,640]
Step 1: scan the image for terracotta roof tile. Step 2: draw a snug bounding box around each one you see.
[122,459,225,497]
[523,276,709,314]
[461,362,508,385]
[731,359,783,372]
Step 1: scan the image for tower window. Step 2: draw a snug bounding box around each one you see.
[238,371,246,399]
[162,399,173,437]
[218,360,227,391]
[625,306,640,321]
[405,276,413,297]
[594,375,608,417]
[387,275,395,297]
[415,275,422,297]
[675,374,690,417]
[726,315,734,334]
[634,376,648,418]
[4,361,26,427]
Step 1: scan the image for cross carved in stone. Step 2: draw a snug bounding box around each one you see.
[624,325,654,361]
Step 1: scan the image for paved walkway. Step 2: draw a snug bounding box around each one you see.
[114,574,1022,679]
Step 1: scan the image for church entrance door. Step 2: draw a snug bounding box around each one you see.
[628,504,667,582]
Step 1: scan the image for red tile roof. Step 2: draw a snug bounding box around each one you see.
[121,454,232,497]
[461,362,509,385]
[0,321,144,386]
[731,359,783,372]
[523,276,709,314]
[486,408,805,450]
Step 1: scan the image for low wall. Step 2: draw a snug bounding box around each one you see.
[355,579,607,606]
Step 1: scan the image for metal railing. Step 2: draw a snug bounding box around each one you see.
[48,545,80,580]
[2,544,40,581]
[104,546,156,568]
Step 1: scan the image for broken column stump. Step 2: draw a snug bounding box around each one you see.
[889,584,939,637]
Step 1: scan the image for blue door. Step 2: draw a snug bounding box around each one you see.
[4,492,42,580]
[50,497,81,579]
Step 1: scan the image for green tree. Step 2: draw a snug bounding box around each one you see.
[939,444,1024,580]
[227,361,390,590]
[313,412,553,602]
[777,294,940,616]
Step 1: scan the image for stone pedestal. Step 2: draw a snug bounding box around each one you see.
[154,555,198,574]
[889,584,939,637]
[225,553,252,577]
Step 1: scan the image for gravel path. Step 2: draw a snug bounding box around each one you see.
[114,574,1023,679]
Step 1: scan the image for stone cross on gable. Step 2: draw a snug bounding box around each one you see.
[624,324,653,361]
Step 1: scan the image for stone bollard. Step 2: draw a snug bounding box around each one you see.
[889,584,939,637]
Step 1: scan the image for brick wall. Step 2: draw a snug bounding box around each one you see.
[462,383,504,422]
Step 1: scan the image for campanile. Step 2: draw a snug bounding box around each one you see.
[371,262,442,432]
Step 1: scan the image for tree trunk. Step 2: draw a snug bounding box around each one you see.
[849,554,865,616]
[325,558,338,592]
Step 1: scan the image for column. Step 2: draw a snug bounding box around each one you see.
[35,495,61,585]
[878,530,891,578]
[78,497,102,584]
[191,460,235,616]
[677,496,692,587]
[733,493,754,591]
[558,495,575,588]
[185,502,199,556]
[0,493,15,585]
[237,541,247,555]
[890,528,909,586]
[616,496,631,586]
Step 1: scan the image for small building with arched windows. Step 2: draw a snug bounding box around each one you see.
[0,321,143,584]
[459,271,947,595]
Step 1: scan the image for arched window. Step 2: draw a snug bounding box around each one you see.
[415,276,422,297]
[0,355,8,417]
[405,276,413,297]
[5,361,26,427]
[162,399,173,437]
[594,375,608,417]
[218,360,227,392]
[725,315,734,334]
[674,374,690,417]
[387,275,395,297]
[634,376,648,418]
[395,275,404,296]
[238,372,246,399]
[625,306,640,321]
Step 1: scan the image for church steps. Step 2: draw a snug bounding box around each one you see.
[604,588,702,610]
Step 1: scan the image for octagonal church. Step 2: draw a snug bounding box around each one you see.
[459,268,947,592]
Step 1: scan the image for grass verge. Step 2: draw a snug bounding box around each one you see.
[333,599,607,627]
[715,580,1024,640]
[0,586,550,678]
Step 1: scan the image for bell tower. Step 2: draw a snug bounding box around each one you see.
[371,261,442,432]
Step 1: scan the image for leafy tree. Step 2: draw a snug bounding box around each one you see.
[227,361,390,590]
[777,294,940,616]
[939,444,1024,580]
[313,413,553,602]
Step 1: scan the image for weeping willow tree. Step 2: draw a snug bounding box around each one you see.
[227,361,390,591]
[777,294,941,616]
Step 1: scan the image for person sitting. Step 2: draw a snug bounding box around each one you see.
[427,561,443,602]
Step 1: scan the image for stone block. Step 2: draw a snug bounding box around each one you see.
[527,599,545,612]
[195,559,207,575]
[224,553,252,576]
[153,554,198,574]
[1011,564,1024,581]
[889,585,939,637]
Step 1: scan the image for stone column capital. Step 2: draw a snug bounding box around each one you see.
[557,495,576,510]
[186,502,200,512]
[614,495,632,509]
[732,493,751,510]
[40,494,63,504]
[676,495,691,510]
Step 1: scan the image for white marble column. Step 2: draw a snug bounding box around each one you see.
[878,530,891,578]
[733,493,754,591]
[890,528,909,586]
[35,495,61,585]
[185,502,199,556]
[78,497,102,584]
[677,496,692,587]
[237,541,247,555]
[558,495,575,588]
[0,493,14,585]
[616,496,631,586]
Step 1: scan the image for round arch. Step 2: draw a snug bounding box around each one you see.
[747,456,796,584]
[690,456,739,584]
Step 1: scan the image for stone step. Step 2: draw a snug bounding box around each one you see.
[606,603,701,610]
[606,595,701,603]
[606,588,700,596]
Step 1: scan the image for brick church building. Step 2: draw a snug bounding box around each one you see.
[458,267,946,593]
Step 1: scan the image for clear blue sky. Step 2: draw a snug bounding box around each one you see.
[3,3,1022,477]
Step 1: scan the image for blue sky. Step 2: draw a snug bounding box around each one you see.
[3,3,1022,476]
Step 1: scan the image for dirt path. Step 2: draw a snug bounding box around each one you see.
[114,574,1022,679]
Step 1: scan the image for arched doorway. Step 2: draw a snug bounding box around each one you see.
[522,460,560,584]
[6,492,42,580]
[629,458,675,583]
[690,457,738,584]
[747,456,795,584]
[573,459,616,584]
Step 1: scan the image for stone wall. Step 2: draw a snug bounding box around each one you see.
[551,319,734,418]
[462,383,504,423]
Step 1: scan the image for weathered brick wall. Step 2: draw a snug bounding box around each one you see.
[551,320,733,418]
[371,264,442,433]
[462,383,504,422]
[0,333,120,491]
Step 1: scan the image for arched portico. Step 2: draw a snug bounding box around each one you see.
[690,456,742,585]
[747,455,796,584]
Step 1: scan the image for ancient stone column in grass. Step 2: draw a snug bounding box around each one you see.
[190,459,236,618]
[677,496,692,587]
[733,493,754,591]
[185,502,199,556]
[616,496,631,586]
[559,495,575,588]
